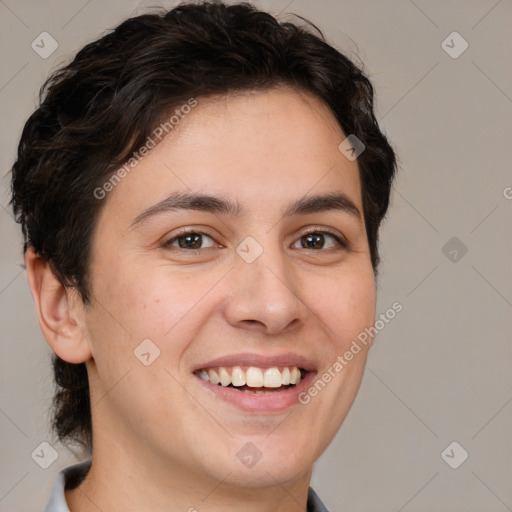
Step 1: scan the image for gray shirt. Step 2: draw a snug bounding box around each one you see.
[44,460,331,511]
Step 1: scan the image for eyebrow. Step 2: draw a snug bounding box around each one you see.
[129,190,362,228]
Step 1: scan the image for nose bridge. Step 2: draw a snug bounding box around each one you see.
[224,233,306,334]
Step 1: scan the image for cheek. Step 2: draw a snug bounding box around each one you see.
[308,266,376,348]
[88,260,225,358]
[96,263,176,329]
[84,263,207,411]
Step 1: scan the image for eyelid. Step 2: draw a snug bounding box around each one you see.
[162,227,220,249]
[295,227,347,249]
[162,225,348,252]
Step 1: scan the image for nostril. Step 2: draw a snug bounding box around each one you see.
[240,319,264,328]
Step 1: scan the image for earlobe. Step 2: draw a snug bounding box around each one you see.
[25,247,92,364]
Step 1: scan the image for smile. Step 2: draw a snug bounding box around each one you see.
[195,366,305,394]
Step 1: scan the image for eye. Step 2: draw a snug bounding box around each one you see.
[292,230,345,250]
[162,228,345,252]
[164,230,216,250]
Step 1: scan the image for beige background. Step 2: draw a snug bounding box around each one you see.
[1,1,511,510]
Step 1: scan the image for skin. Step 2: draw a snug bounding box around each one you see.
[26,86,377,511]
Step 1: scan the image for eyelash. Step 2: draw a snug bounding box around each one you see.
[163,227,346,252]
[298,228,346,250]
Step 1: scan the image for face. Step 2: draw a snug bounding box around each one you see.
[82,87,376,490]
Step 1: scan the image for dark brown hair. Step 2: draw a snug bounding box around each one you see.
[10,1,396,453]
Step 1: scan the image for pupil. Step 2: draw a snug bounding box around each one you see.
[303,233,323,249]
[179,233,201,249]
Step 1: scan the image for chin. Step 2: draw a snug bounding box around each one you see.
[224,435,317,487]
[217,460,312,489]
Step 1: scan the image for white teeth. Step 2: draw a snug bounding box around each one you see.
[290,367,301,385]
[246,367,264,387]
[231,366,245,386]
[197,365,305,388]
[263,367,282,388]
[218,367,231,387]
[208,369,220,384]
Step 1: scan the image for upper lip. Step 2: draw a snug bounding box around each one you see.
[192,352,317,372]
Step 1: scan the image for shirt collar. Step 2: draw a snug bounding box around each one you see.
[44,460,91,512]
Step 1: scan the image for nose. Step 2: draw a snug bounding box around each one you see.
[222,240,308,335]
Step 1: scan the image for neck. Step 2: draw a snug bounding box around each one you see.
[65,438,312,512]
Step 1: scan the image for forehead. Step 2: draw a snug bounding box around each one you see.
[98,87,362,223]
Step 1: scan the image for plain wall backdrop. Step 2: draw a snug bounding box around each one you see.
[1,1,511,510]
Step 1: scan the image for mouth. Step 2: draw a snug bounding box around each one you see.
[192,354,317,412]
[194,365,307,394]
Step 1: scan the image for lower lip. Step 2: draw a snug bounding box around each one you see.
[194,371,317,413]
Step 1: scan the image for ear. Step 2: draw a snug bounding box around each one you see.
[25,247,92,364]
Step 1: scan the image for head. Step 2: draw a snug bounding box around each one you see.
[11,1,396,489]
